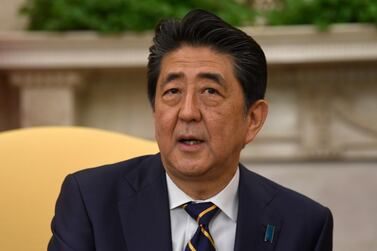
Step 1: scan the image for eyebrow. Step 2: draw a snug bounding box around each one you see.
[161,71,226,88]
[161,72,184,86]
[197,72,225,87]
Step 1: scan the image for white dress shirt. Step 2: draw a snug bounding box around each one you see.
[166,168,239,251]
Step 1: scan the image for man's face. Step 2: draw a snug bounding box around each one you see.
[154,46,266,186]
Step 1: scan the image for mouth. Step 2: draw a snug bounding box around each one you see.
[177,136,205,146]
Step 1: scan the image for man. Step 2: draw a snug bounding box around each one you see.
[48,9,333,251]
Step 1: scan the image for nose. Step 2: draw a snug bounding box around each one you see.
[178,90,202,122]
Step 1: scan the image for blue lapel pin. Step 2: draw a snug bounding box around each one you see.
[264,224,275,243]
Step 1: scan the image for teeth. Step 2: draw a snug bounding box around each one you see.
[183,140,201,145]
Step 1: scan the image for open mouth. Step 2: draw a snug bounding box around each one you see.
[178,137,204,145]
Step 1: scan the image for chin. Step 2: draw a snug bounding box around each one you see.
[173,161,212,178]
[161,150,213,178]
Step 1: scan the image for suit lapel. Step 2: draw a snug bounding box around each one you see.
[234,165,283,251]
[117,155,172,251]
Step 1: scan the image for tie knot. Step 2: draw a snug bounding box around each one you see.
[183,202,219,226]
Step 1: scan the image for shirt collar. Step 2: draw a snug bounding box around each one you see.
[166,167,239,222]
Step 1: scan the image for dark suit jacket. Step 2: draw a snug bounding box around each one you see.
[48,153,333,251]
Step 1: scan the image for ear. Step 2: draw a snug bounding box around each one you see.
[244,99,268,145]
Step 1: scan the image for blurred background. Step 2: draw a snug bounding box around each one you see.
[0,0,376,250]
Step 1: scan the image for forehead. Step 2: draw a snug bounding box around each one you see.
[159,46,235,77]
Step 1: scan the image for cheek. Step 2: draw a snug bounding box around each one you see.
[206,107,248,143]
[204,110,234,142]
[206,104,242,128]
[154,107,176,139]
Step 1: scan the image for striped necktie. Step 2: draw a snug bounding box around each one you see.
[183,202,219,251]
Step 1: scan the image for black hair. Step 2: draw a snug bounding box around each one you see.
[147,9,267,112]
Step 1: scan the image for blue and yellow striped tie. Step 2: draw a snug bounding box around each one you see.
[183,202,219,251]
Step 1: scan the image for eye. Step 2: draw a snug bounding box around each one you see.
[163,88,179,96]
[204,87,218,95]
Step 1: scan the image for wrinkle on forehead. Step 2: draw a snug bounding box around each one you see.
[158,46,236,87]
[160,71,226,90]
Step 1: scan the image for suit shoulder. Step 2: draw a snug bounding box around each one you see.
[240,167,333,249]
[70,154,159,186]
[241,166,330,214]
